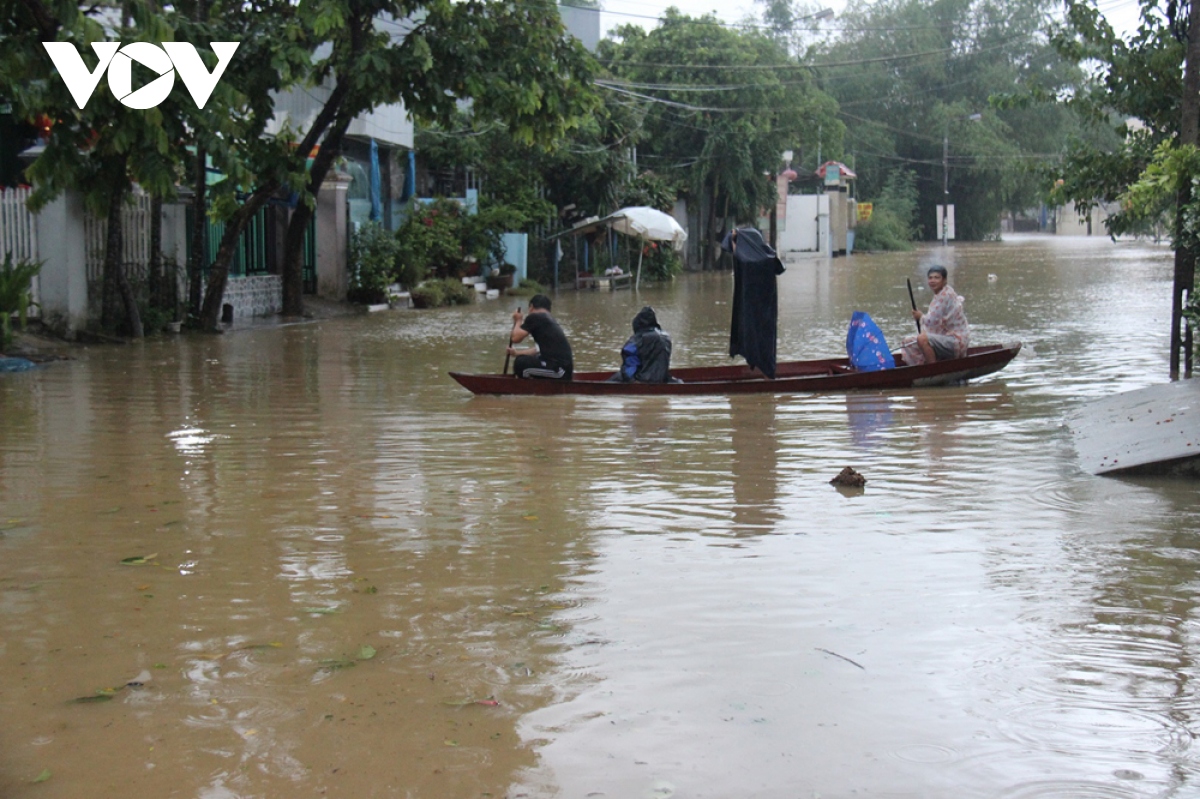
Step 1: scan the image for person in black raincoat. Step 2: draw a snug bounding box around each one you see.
[721,227,785,379]
[608,305,677,383]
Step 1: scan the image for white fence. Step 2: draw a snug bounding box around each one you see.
[84,191,153,284]
[0,186,40,314]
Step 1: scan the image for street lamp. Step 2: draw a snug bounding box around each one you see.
[941,113,982,246]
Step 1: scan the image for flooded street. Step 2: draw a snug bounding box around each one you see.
[2,234,1197,798]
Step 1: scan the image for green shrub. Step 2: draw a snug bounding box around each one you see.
[409,281,444,308]
[507,278,545,297]
[349,222,401,303]
[395,198,466,284]
[854,170,918,252]
[0,252,42,349]
[395,196,533,286]
[439,277,475,306]
[410,278,475,308]
[636,241,682,282]
[855,208,915,252]
[139,304,172,335]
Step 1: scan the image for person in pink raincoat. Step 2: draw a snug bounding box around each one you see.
[901,265,969,365]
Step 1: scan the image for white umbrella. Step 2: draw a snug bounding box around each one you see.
[602,206,688,287]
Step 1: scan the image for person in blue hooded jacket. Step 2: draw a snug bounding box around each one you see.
[608,306,677,383]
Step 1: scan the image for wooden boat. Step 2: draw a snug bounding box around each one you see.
[450,342,1022,396]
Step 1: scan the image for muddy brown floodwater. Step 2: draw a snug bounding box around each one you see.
[2,235,1198,799]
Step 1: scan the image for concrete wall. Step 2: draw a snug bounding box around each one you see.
[1054,203,1114,236]
[778,194,828,255]
[35,189,289,332]
[34,192,89,335]
[217,274,282,319]
[317,173,352,301]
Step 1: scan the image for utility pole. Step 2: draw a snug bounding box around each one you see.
[941,113,980,248]
[941,128,948,247]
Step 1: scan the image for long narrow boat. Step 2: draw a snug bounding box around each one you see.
[450,342,1022,396]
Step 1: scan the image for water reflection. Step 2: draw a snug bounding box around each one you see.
[3,237,1198,799]
[845,391,894,449]
[729,394,782,536]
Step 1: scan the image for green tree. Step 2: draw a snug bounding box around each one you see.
[818,0,1090,240]
[261,0,598,326]
[600,10,842,268]
[0,0,314,335]
[0,0,187,336]
[1048,0,1199,376]
[416,87,642,228]
[3,0,598,332]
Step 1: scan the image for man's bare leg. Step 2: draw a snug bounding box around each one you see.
[917,333,937,364]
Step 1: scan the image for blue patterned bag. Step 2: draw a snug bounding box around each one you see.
[846,311,895,372]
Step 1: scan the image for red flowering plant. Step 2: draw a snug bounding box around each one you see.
[394,197,466,285]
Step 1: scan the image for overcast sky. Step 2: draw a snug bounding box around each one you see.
[596,0,1145,42]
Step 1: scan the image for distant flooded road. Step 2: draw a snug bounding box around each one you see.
[2,235,1197,799]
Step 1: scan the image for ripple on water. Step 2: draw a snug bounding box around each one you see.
[994,780,1148,799]
[889,743,959,764]
[994,699,1193,759]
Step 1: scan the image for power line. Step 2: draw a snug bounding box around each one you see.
[598,34,1029,72]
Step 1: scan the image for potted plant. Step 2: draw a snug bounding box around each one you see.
[409,281,446,309]
[486,263,517,291]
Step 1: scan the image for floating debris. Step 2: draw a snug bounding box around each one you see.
[829,467,866,487]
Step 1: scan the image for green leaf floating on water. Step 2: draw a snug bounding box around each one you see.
[120,553,157,566]
[32,769,51,783]
[318,644,376,671]
[71,692,115,704]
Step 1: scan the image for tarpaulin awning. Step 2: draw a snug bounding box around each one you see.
[550,206,687,251]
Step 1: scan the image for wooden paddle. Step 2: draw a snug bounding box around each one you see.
[906,278,921,333]
[503,305,521,375]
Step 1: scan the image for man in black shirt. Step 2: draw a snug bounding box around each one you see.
[508,294,574,380]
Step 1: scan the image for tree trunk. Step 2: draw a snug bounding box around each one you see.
[703,178,718,271]
[198,192,274,330]
[102,181,143,338]
[281,113,354,316]
[195,26,354,325]
[188,145,207,322]
[1171,0,1200,378]
[186,0,208,324]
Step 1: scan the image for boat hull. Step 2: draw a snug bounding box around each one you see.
[450,342,1023,396]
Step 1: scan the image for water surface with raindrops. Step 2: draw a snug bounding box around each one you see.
[1,235,1196,799]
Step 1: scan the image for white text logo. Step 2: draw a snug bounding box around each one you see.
[42,41,240,110]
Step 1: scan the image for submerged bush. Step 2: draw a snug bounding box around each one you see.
[854,170,918,252]
[410,277,475,309]
[349,222,401,304]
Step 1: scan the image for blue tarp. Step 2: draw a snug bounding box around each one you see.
[401,150,416,202]
[0,357,36,372]
[369,139,382,222]
[846,311,895,372]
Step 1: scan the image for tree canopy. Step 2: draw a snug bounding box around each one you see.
[814,0,1097,240]
[1047,0,1198,375]
[0,0,599,330]
[598,9,842,266]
